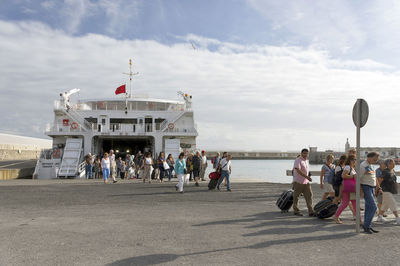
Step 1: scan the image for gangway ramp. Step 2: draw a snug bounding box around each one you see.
[58,138,83,178]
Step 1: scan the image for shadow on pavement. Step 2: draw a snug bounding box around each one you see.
[107,232,355,265]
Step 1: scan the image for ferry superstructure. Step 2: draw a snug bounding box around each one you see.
[34,61,198,178]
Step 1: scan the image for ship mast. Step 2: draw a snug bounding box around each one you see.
[123,59,139,98]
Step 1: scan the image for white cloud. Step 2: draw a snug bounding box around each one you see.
[41,0,55,10]
[247,0,366,54]
[1,20,400,152]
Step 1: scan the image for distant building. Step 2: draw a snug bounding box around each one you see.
[309,139,400,164]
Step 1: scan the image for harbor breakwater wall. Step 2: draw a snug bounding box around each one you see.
[0,144,42,161]
[206,151,299,160]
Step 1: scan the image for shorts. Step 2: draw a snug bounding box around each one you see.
[193,169,200,177]
[323,183,335,193]
[382,192,398,212]
[377,193,383,204]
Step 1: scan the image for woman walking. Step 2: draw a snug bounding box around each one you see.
[101,152,110,184]
[333,155,357,224]
[320,154,335,200]
[143,152,154,184]
[175,152,187,193]
[333,155,347,205]
[157,152,166,183]
[166,154,175,181]
[377,158,400,224]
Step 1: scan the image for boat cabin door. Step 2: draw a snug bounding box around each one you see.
[137,117,144,133]
[99,115,108,132]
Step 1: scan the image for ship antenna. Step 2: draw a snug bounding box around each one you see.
[123,59,139,98]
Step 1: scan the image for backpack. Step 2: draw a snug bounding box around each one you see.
[332,166,344,186]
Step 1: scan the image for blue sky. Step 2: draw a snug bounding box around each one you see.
[1,0,400,151]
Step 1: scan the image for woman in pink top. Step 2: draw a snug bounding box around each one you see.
[334,155,357,224]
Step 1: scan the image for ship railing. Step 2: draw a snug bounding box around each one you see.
[165,127,198,133]
[46,123,92,133]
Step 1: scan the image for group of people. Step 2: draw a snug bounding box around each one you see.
[293,148,399,234]
[83,149,233,191]
[175,151,232,193]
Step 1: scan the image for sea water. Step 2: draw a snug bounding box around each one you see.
[204,159,400,184]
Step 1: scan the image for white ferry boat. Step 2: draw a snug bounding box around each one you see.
[34,61,198,179]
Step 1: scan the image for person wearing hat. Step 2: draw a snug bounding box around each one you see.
[200,150,208,181]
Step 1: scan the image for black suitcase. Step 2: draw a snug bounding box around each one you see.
[208,179,219,190]
[313,197,334,215]
[317,203,338,219]
[276,190,294,213]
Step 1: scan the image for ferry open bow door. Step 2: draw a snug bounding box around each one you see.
[165,139,180,160]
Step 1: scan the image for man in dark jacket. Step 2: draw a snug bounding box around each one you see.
[192,151,202,186]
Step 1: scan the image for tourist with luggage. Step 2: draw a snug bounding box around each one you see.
[377,159,400,224]
[192,151,201,186]
[320,154,335,200]
[292,148,314,216]
[333,155,357,224]
[175,152,187,193]
[360,152,380,234]
[216,154,232,192]
[101,152,110,184]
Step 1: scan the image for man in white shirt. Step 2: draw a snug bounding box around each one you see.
[200,150,208,181]
[217,154,232,191]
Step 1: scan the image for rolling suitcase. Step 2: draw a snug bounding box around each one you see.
[276,190,294,213]
[313,196,335,215]
[208,179,219,190]
[317,203,338,219]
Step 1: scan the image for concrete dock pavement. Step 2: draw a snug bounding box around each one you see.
[0,180,399,265]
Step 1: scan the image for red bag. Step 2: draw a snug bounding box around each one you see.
[209,172,220,180]
[343,177,356,193]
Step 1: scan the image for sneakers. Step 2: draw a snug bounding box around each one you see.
[376,215,386,223]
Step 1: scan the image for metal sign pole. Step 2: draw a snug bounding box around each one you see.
[356,99,361,233]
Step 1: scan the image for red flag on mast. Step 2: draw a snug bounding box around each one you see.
[115,84,126,95]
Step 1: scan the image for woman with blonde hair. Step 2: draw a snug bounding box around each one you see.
[320,154,335,200]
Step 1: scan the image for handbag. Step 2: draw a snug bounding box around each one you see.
[343,177,356,193]
[163,161,170,170]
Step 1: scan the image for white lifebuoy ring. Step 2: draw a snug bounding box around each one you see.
[168,123,174,130]
[71,122,78,129]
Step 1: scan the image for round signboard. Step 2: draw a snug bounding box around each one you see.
[352,99,369,128]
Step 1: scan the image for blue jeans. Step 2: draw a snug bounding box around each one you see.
[85,164,93,178]
[217,170,230,190]
[168,167,174,181]
[362,184,377,229]
[103,168,110,181]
